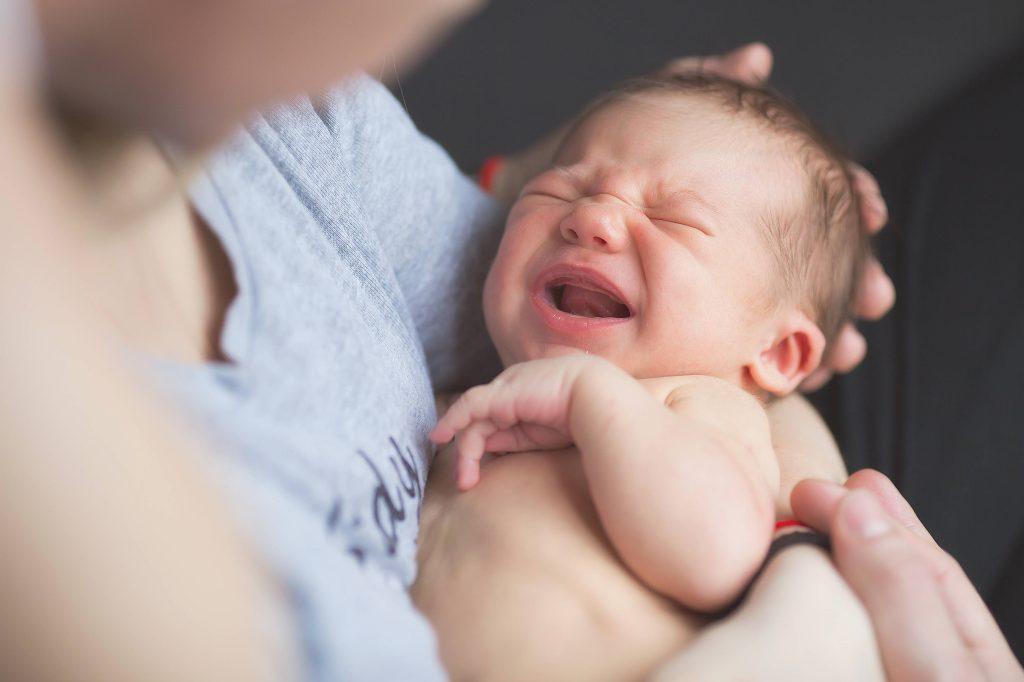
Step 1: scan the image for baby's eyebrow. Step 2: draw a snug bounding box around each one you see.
[553,164,588,187]
[654,189,723,236]
[659,188,722,217]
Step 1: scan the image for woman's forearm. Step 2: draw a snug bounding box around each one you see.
[651,544,884,682]
[0,94,290,681]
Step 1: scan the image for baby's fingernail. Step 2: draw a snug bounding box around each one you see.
[841,490,892,539]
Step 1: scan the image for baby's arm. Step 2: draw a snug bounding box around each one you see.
[431,356,779,613]
[571,369,779,612]
[766,393,847,518]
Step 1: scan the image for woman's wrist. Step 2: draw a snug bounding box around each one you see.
[653,541,883,682]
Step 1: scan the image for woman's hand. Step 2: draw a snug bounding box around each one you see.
[430,356,603,489]
[792,470,1024,681]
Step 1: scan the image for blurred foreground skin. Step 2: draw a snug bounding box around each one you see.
[0,0,481,679]
[34,0,483,147]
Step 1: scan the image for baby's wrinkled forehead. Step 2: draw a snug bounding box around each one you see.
[562,88,802,163]
[556,89,812,225]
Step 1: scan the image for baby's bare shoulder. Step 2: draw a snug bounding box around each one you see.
[639,375,762,414]
[665,376,779,499]
[641,375,772,453]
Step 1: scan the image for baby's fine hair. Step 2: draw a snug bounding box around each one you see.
[575,73,871,348]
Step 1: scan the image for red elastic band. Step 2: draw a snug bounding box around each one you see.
[477,154,505,193]
[774,519,810,531]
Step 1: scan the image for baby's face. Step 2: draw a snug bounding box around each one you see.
[483,92,807,382]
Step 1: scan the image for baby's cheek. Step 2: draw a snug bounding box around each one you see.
[649,308,739,377]
[482,261,519,365]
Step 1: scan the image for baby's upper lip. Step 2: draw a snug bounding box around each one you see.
[532,263,636,317]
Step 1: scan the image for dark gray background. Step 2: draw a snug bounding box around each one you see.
[395,0,1024,170]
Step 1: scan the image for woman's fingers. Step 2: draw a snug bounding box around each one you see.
[800,323,868,392]
[800,366,833,393]
[711,42,774,84]
[710,42,774,84]
[800,161,891,392]
[661,42,774,85]
[793,472,933,543]
[843,469,933,542]
[790,478,847,531]
[830,490,987,681]
[794,474,1024,682]
[827,324,868,373]
[793,478,946,583]
[856,257,896,321]
[939,558,1024,681]
[842,476,1024,680]
[849,163,888,234]
[801,164,893,392]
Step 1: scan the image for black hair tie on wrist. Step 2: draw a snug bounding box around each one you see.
[715,530,832,618]
[765,529,831,562]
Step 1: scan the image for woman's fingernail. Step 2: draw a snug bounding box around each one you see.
[841,489,892,539]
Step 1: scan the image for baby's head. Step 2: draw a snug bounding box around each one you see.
[483,74,869,397]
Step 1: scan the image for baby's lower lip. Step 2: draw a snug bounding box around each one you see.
[530,288,634,335]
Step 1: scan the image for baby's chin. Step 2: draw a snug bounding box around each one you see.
[503,340,751,390]
[502,341,605,368]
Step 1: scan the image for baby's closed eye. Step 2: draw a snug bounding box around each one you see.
[648,216,710,237]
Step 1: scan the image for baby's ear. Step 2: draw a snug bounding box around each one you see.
[747,310,826,396]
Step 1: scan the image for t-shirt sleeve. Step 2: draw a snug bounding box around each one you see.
[208,449,447,682]
[0,0,43,90]
[257,75,506,391]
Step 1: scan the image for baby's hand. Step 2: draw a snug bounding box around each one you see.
[429,355,600,490]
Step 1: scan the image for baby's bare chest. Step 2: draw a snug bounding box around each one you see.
[413,446,702,680]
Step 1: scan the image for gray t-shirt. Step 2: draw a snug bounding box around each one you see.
[152,74,504,680]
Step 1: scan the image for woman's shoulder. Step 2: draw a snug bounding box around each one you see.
[243,73,420,176]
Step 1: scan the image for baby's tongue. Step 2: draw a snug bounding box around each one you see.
[560,284,628,318]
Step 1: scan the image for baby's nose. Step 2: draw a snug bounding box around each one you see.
[559,202,629,253]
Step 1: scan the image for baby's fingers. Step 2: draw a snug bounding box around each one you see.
[455,419,498,490]
[429,421,456,445]
[430,386,494,444]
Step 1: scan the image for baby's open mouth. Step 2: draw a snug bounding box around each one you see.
[548,282,631,319]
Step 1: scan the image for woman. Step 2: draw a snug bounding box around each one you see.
[0,0,1017,679]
